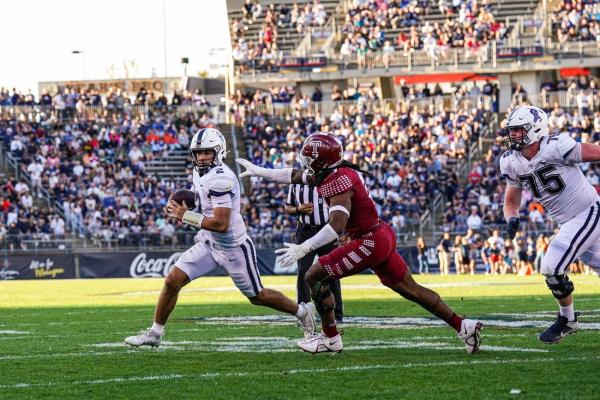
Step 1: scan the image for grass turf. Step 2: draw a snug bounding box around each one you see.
[0,274,599,400]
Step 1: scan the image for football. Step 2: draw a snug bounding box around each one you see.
[171,189,196,209]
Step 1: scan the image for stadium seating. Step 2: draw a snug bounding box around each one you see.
[0,89,217,248]
[551,0,600,43]
[229,0,541,75]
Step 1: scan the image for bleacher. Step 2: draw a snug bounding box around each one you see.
[227,0,342,54]
[334,0,541,43]
[227,0,542,57]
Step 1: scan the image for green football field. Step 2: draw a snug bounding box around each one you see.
[1,274,599,400]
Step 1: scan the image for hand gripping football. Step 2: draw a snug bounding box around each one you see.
[171,189,196,209]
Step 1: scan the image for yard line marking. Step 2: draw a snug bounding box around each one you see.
[1,355,599,389]
[0,330,31,334]
[2,311,600,331]
[0,334,548,361]
[91,337,548,354]
[184,315,600,330]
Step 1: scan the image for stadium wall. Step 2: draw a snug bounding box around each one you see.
[0,248,420,280]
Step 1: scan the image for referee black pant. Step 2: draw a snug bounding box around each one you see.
[296,225,344,320]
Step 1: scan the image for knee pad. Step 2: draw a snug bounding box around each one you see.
[545,274,575,300]
[310,281,334,313]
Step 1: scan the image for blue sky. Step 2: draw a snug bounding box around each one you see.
[0,0,230,93]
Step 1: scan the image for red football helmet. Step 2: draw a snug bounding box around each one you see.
[299,133,343,176]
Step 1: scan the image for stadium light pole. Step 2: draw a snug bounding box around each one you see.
[162,0,168,78]
[72,50,86,81]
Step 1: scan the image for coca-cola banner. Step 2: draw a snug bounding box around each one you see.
[0,254,75,280]
[2,247,419,280]
[79,251,228,279]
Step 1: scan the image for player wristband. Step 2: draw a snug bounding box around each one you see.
[182,210,205,229]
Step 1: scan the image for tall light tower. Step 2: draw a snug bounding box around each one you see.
[72,50,86,80]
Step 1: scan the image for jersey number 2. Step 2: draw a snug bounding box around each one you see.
[518,165,566,198]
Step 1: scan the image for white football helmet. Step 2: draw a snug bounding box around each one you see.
[190,128,227,174]
[503,105,549,150]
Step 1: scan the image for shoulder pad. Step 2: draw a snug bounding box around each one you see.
[207,175,235,196]
[319,168,358,198]
[499,152,512,173]
[555,133,576,158]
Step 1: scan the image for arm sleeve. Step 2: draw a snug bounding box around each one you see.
[208,176,235,209]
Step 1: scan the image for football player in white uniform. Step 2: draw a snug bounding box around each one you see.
[500,105,600,344]
[125,128,316,347]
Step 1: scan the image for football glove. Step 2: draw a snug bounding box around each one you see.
[235,158,260,178]
[275,242,310,268]
[506,217,520,240]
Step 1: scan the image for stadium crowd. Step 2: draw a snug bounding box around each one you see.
[231,0,330,73]
[1,87,217,249]
[340,0,509,62]
[234,83,493,244]
[2,77,599,266]
[0,174,67,251]
[0,86,211,111]
[232,0,512,73]
[551,0,600,43]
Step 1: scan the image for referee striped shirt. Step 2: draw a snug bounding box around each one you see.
[287,184,329,226]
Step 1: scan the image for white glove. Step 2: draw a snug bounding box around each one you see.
[235,158,293,183]
[275,242,311,268]
[235,158,258,178]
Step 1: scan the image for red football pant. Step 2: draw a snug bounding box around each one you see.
[318,222,408,286]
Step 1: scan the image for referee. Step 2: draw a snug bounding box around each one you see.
[286,183,344,322]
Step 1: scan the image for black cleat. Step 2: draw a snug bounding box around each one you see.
[539,312,580,344]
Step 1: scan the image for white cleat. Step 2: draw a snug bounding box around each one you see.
[297,332,343,353]
[124,328,162,348]
[298,302,317,339]
[457,319,483,354]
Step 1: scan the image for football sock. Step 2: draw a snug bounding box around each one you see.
[559,304,575,322]
[295,304,308,320]
[449,313,463,332]
[322,323,339,338]
[151,321,165,335]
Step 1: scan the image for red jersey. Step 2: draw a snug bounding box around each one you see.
[317,167,379,238]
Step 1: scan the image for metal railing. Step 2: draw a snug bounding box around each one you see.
[233,94,494,121]
[429,193,444,239]
[0,231,200,254]
[235,39,600,78]
[524,89,600,111]
[418,209,431,239]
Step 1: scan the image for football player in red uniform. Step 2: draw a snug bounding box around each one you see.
[236,133,482,354]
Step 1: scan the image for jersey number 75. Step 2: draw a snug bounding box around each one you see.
[517,165,566,198]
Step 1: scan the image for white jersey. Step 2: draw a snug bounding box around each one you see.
[500,133,600,224]
[192,164,248,247]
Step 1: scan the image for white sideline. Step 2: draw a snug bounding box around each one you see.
[1,355,599,389]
